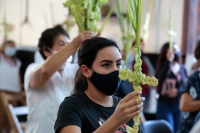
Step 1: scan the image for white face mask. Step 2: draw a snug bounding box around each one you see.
[47,47,72,69]
[5,46,16,57]
[171,63,180,74]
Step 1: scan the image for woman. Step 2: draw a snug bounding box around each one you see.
[55,37,144,133]
[24,26,94,133]
[0,40,22,93]
[178,41,200,133]
[155,42,187,133]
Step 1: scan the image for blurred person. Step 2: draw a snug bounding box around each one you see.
[0,40,25,133]
[155,42,187,133]
[178,41,200,133]
[0,40,22,93]
[24,26,95,133]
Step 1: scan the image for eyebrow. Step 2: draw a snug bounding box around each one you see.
[57,40,65,43]
[56,40,70,44]
[100,59,122,63]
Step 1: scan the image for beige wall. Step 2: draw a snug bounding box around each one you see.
[142,0,184,53]
[0,0,184,53]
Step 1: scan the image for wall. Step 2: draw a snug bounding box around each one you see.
[0,0,184,53]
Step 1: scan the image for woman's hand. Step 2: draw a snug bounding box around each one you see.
[71,31,95,48]
[112,91,144,126]
[166,88,178,98]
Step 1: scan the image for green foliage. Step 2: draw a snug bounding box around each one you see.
[63,0,108,32]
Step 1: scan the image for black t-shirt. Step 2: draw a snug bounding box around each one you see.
[54,92,143,133]
[156,61,187,104]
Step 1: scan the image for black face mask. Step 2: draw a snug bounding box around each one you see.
[89,70,121,96]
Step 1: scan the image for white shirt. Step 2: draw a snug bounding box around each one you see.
[34,51,43,63]
[0,53,21,92]
[24,62,79,133]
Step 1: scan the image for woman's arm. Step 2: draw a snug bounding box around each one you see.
[180,93,200,112]
[29,31,94,90]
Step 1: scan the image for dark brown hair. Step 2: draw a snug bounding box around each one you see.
[38,26,69,60]
[195,40,200,60]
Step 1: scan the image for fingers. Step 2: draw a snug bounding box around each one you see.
[121,91,142,103]
[126,97,145,108]
[127,108,143,118]
[126,102,143,113]
[81,31,95,40]
[124,99,144,119]
[82,31,93,34]
[95,32,101,37]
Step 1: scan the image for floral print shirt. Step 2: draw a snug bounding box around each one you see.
[178,70,200,133]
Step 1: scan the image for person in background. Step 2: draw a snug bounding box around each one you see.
[155,42,187,133]
[178,41,200,133]
[54,37,144,133]
[0,40,22,93]
[24,25,95,133]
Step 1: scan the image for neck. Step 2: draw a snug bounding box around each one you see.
[3,54,15,63]
[84,80,113,107]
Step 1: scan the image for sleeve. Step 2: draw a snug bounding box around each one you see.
[54,98,82,133]
[195,112,200,122]
[177,66,188,95]
[182,78,191,93]
[24,63,40,90]
[182,75,198,100]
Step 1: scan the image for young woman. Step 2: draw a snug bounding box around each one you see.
[178,41,200,133]
[155,42,187,133]
[55,37,144,133]
[24,26,94,133]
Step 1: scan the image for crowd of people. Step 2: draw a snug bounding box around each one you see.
[0,24,200,133]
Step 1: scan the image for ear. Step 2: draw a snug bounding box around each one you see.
[43,46,52,58]
[81,65,92,78]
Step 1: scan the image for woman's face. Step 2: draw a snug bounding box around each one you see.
[44,34,70,58]
[91,46,122,75]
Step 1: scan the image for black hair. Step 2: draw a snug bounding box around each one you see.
[195,40,200,60]
[38,26,70,60]
[4,40,15,46]
[73,37,120,94]
[155,42,180,73]
[174,52,180,62]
